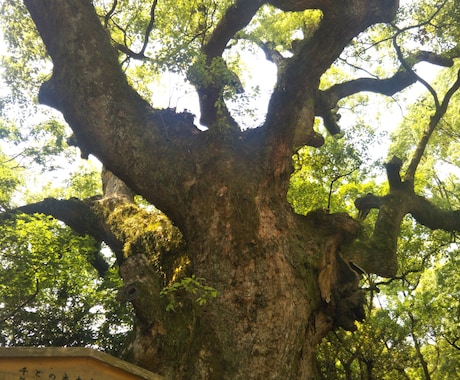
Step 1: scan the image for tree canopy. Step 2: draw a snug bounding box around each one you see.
[0,0,460,378]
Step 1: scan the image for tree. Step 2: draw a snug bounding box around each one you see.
[1,0,460,378]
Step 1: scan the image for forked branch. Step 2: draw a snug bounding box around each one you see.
[316,50,456,135]
[107,0,158,60]
[194,0,265,128]
[0,197,124,270]
[203,0,265,58]
[351,155,460,275]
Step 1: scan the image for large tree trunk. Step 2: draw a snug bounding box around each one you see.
[22,0,399,378]
[10,146,363,379]
[118,185,364,378]
[104,155,364,378]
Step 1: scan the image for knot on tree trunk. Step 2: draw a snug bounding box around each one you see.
[118,254,163,323]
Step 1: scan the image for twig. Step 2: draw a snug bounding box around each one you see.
[405,69,460,181]
[139,0,158,57]
[104,0,118,28]
[327,166,360,210]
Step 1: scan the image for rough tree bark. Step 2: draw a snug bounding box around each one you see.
[15,0,460,378]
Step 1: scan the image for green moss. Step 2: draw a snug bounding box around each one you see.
[93,198,188,283]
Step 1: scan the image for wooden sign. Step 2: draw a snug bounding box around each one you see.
[0,347,164,380]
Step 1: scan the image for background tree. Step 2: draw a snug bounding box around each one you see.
[0,0,460,378]
[0,157,133,354]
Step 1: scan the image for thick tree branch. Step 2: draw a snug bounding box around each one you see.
[269,0,399,22]
[1,167,187,284]
[354,193,383,221]
[0,198,120,276]
[410,195,460,232]
[414,50,456,67]
[349,54,460,277]
[102,167,135,201]
[193,0,265,128]
[316,50,455,135]
[258,41,286,68]
[273,0,399,129]
[12,198,103,238]
[351,150,460,277]
[385,156,404,190]
[268,0,326,12]
[263,0,398,190]
[24,0,210,229]
[203,0,265,59]
[319,72,414,110]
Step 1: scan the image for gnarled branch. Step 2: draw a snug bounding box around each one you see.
[350,153,460,277]
[263,0,399,182]
[194,0,265,128]
[410,195,460,232]
[316,49,456,135]
[0,197,119,276]
[268,0,326,12]
[203,0,265,59]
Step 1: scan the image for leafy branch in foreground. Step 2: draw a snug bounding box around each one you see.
[160,275,218,312]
